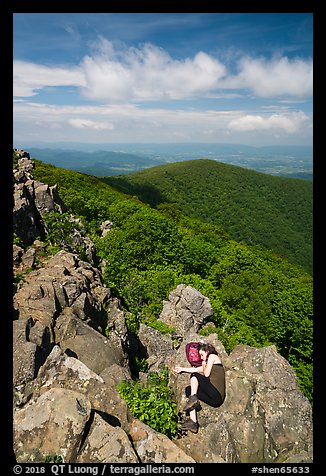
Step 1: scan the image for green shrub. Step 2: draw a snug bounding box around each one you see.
[145,318,176,335]
[13,272,26,294]
[44,455,63,463]
[13,151,20,169]
[13,233,25,248]
[135,357,149,374]
[42,212,90,261]
[117,369,179,439]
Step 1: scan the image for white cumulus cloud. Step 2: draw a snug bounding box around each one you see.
[13,60,85,97]
[12,37,313,145]
[231,56,313,98]
[80,38,227,102]
[228,111,310,133]
[13,39,313,103]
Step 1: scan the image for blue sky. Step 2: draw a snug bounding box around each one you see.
[13,13,313,146]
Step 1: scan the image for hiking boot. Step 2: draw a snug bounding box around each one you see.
[183,394,200,412]
[180,418,199,433]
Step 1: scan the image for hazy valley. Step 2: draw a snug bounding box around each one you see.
[24,143,313,180]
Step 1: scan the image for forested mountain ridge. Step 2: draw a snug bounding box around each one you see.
[103,159,312,274]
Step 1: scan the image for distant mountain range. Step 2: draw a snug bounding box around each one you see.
[24,143,313,180]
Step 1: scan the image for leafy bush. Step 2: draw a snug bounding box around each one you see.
[145,318,176,335]
[13,272,26,294]
[44,454,63,463]
[13,233,25,249]
[42,212,90,261]
[117,369,179,439]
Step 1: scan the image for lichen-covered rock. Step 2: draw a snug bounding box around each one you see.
[13,250,111,330]
[30,346,133,433]
[13,319,38,389]
[158,284,213,334]
[14,387,91,463]
[54,310,126,374]
[77,413,139,463]
[138,323,174,371]
[129,419,196,463]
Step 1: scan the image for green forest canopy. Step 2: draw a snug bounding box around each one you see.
[102,159,312,275]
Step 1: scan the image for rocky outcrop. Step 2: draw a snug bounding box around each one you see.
[14,149,30,158]
[13,250,110,327]
[12,249,130,407]
[28,345,133,432]
[13,154,95,263]
[131,289,313,463]
[12,151,313,464]
[14,387,92,463]
[13,155,66,245]
[13,280,313,463]
[100,219,114,237]
[129,419,196,463]
[158,284,213,334]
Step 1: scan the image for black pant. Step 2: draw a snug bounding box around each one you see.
[186,373,224,408]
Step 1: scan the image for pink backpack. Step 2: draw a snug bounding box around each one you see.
[185,342,203,367]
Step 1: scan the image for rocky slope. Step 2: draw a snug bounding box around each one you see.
[12,152,313,463]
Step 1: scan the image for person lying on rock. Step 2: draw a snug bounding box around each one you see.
[174,343,225,433]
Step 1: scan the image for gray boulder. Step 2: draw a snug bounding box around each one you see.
[13,250,111,331]
[158,284,213,334]
[129,419,196,463]
[14,387,92,463]
[30,346,133,433]
[13,319,37,388]
[54,310,127,374]
[138,323,175,371]
[77,412,139,463]
[100,220,114,237]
